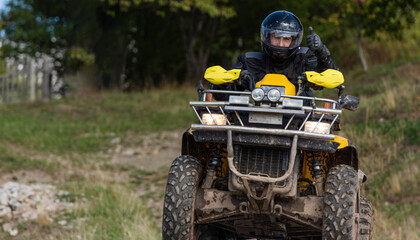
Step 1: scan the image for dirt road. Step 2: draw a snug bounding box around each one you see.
[107,130,184,228]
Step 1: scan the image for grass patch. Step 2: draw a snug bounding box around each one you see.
[65,183,160,240]
[0,145,60,175]
[383,202,420,223]
[0,155,58,175]
[338,60,420,239]
[0,89,197,155]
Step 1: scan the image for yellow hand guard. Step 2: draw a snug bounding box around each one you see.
[204,66,241,85]
[305,69,344,89]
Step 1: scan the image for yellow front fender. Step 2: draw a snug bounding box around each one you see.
[332,135,349,149]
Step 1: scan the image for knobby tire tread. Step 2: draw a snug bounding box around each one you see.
[162,155,202,240]
[323,164,358,240]
[359,196,373,240]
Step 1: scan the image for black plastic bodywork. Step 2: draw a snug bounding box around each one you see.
[182,128,359,170]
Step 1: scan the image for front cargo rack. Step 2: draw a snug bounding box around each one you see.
[190,90,341,141]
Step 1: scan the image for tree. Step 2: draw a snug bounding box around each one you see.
[167,0,236,81]
[1,0,142,89]
[311,0,420,71]
[0,0,238,88]
[1,0,418,89]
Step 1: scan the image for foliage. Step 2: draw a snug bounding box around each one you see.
[0,0,419,89]
[341,0,420,38]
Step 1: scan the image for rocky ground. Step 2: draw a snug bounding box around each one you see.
[0,130,183,237]
[0,182,73,236]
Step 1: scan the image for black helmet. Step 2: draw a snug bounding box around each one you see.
[260,11,303,60]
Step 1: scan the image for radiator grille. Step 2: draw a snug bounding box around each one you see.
[234,145,289,178]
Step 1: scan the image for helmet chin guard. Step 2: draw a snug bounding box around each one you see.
[262,42,300,60]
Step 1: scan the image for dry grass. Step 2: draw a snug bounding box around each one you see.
[381,81,397,111]
[373,210,419,240]
[342,61,420,240]
[65,184,160,240]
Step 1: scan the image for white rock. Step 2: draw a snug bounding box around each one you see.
[0,192,8,205]
[9,228,18,236]
[0,206,12,219]
[0,181,74,228]
[2,222,12,232]
[122,149,135,156]
[111,137,121,144]
[58,220,67,225]
[7,199,18,211]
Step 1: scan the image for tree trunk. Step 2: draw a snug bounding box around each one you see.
[354,16,368,72]
[179,9,218,83]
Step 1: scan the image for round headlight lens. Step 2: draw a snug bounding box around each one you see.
[251,88,264,102]
[267,89,281,102]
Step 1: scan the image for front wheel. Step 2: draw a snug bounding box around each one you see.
[162,155,203,240]
[323,164,358,240]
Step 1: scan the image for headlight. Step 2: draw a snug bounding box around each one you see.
[267,89,281,102]
[251,88,264,101]
[202,113,227,125]
[304,121,330,134]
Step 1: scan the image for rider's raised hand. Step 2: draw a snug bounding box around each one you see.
[306,26,323,53]
[306,26,330,60]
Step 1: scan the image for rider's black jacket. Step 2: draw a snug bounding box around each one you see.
[211,47,338,100]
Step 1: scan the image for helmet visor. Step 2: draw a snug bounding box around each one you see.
[261,28,301,49]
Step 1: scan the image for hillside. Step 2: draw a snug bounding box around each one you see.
[342,59,420,239]
[0,60,419,239]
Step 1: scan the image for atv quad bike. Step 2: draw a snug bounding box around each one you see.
[162,67,373,240]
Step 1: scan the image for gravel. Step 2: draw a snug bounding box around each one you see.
[0,181,73,236]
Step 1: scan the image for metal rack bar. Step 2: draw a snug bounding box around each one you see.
[192,106,203,124]
[329,115,339,129]
[205,106,218,125]
[284,114,295,130]
[310,113,325,133]
[299,112,312,131]
[219,106,231,125]
[191,124,335,140]
[235,111,244,126]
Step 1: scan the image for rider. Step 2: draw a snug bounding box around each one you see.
[211,10,338,100]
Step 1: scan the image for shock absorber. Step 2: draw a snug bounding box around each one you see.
[307,151,325,196]
[202,156,220,189]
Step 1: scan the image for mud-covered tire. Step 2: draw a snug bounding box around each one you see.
[323,164,358,240]
[359,196,373,240]
[162,155,203,240]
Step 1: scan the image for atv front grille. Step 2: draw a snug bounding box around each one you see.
[234,145,289,178]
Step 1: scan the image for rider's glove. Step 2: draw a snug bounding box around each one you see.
[237,70,253,90]
[307,82,324,91]
[306,26,331,61]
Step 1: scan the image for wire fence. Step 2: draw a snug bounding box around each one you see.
[0,57,61,104]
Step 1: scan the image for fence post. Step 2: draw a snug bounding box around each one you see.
[1,76,4,104]
[6,72,9,104]
[42,70,51,101]
[11,71,15,103]
[29,59,36,101]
